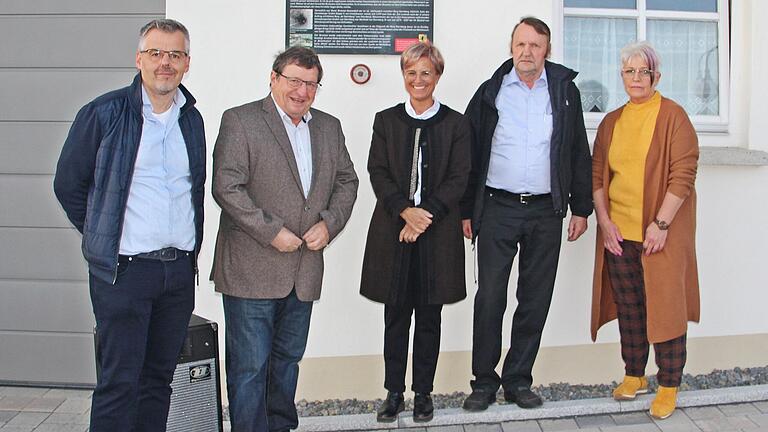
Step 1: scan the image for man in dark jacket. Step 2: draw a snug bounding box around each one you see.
[460,17,592,411]
[53,19,205,432]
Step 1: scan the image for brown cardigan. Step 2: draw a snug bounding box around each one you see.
[591,97,700,343]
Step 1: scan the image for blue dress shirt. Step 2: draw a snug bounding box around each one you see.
[119,86,195,255]
[486,69,553,194]
[272,95,313,197]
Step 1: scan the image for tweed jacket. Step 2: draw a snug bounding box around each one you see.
[591,96,700,343]
[211,96,358,301]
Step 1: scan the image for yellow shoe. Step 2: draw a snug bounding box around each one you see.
[650,386,678,419]
[612,375,649,400]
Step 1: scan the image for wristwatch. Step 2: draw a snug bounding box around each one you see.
[654,219,669,230]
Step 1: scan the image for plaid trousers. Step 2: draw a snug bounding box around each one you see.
[605,241,686,387]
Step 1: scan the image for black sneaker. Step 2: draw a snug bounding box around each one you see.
[462,389,497,411]
[376,391,404,422]
[503,387,543,409]
[413,393,434,422]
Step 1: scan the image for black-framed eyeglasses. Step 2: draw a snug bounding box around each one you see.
[140,49,189,63]
[621,68,655,79]
[277,73,321,91]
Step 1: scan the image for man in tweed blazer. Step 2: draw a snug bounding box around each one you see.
[211,46,358,432]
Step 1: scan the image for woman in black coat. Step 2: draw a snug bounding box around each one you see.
[360,41,471,423]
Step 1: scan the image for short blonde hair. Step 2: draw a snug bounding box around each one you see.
[400,41,445,76]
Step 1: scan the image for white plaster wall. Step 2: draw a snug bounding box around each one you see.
[166,0,768,366]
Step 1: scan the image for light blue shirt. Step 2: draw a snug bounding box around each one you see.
[404,98,441,205]
[272,95,313,197]
[486,69,553,194]
[119,86,195,255]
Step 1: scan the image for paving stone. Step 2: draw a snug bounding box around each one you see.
[41,412,90,425]
[0,411,18,424]
[749,414,768,427]
[651,409,699,432]
[719,403,763,417]
[537,418,578,431]
[574,414,615,427]
[394,428,426,431]
[556,429,600,432]
[0,398,33,412]
[20,397,64,413]
[4,412,48,427]
[693,416,758,431]
[600,425,661,432]
[425,426,464,432]
[754,402,768,414]
[683,406,726,420]
[0,388,47,398]
[34,425,89,432]
[42,389,93,399]
[53,398,91,414]
[0,426,35,432]
[464,424,502,432]
[501,419,542,431]
[612,411,654,425]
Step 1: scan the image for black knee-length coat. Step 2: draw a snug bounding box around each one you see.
[360,103,471,305]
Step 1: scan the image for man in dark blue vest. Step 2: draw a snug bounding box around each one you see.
[54,19,205,432]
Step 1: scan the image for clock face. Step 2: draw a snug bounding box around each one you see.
[350,64,371,85]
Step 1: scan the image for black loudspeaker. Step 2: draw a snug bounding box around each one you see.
[94,314,223,431]
[166,314,223,432]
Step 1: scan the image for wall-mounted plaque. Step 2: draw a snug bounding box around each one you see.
[286,0,434,54]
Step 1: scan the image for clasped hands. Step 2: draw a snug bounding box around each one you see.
[599,217,667,256]
[270,220,330,253]
[399,207,433,243]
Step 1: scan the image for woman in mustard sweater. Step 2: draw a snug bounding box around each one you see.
[590,41,700,419]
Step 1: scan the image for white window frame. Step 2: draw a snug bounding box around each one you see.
[552,0,730,133]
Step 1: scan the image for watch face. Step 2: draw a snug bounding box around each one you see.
[655,219,669,230]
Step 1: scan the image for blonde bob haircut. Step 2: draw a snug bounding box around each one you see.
[400,41,445,76]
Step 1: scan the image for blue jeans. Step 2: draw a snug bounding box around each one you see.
[89,253,195,432]
[223,290,313,432]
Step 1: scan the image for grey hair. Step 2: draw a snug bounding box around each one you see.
[620,41,661,73]
[138,19,190,52]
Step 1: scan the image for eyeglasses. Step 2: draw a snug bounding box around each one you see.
[622,68,655,79]
[404,70,435,80]
[277,73,321,91]
[140,49,189,63]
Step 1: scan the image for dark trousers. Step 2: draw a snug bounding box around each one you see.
[384,303,443,394]
[89,252,195,432]
[605,241,687,387]
[471,190,563,392]
[223,290,313,432]
[383,240,443,394]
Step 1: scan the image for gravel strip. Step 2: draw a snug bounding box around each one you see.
[291,366,768,417]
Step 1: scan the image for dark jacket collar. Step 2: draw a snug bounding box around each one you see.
[128,72,197,116]
[482,59,578,106]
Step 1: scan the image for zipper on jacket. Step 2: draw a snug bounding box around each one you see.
[112,117,144,284]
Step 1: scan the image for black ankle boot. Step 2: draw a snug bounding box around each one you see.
[413,392,434,422]
[376,391,404,422]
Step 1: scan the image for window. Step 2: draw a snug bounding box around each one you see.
[557,0,729,131]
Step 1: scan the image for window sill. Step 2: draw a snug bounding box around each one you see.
[700,147,768,166]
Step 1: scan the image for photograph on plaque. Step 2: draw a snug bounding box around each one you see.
[285,0,434,54]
